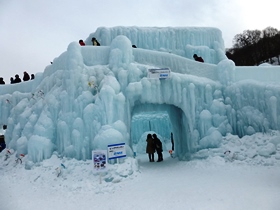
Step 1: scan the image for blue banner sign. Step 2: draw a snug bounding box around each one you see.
[148,68,171,79]
[107,143,126,160]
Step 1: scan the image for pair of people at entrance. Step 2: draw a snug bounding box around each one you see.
[146,133,163,162]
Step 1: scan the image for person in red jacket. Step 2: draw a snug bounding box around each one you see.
[79,40,85,46]
[193,54,204,63]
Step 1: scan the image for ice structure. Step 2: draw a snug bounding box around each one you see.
[0,26,280,163]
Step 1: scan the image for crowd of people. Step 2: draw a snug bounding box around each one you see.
[1,37,204,85]
[0,71,34,85]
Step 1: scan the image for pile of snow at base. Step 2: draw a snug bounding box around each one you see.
[1,132,280,210]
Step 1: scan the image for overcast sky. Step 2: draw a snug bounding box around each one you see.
[1,0,279,83]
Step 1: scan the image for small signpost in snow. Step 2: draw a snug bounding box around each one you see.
[92,150,108,184]
[147,68,171,79]
[92,144,126,184]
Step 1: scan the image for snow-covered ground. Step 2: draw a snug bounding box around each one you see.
[1,132,280,210]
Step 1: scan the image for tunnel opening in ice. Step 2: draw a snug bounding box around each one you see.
[131,103,194,160]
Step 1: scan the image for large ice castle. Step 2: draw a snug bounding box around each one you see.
[1,26,280,162]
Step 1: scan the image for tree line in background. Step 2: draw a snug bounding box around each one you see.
[226,27,280,66]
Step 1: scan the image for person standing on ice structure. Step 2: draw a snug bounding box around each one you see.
[79,39,85,46]
[0,77,5,84]
[153,134,163,162]
[91,37,100,46]
[193,54,204,63]
[146,134,155,162]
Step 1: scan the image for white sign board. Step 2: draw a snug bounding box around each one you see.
[107,143,126,160]
[92,150,108,173]
[147,68,171,79]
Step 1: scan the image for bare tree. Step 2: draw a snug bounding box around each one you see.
[233,30,261,48]
[262,26,278,38]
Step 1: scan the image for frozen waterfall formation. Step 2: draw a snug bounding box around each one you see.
[1,26,280,163]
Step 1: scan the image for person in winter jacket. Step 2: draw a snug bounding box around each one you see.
[91,37,100,46]
[0,126,6,153]
[146,133,155,162]
[23,71,30,81]
[193,54,204,63]
[13,74,21,83]
[153,134,163,162]
[0,135,5,153]
[0,77,5,84]
[171,132,174,151]
[79,40,85,46]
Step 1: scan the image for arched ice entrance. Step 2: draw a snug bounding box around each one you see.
[130,103,194,160]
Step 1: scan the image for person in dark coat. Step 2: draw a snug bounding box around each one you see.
[0,135,6,153]
[171,132,174,151]
[91,37,100,46]
[193,54,204,63]
[31,74,35,80]
[153,134,163,162]
[23,71,30,81]
[13,74,21,83]
[0,77,5,84]
[10,77,14,84]
[146,133,155,162]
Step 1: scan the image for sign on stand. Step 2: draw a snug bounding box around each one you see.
[92,150,108,184]
[92,150,108,173]
[147,68,171,79]
[107,143,126,160]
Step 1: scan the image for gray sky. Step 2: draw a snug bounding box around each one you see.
[1,0,279,83]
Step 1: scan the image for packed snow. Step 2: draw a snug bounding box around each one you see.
[0,26,280,210]
[1,132,280,210]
